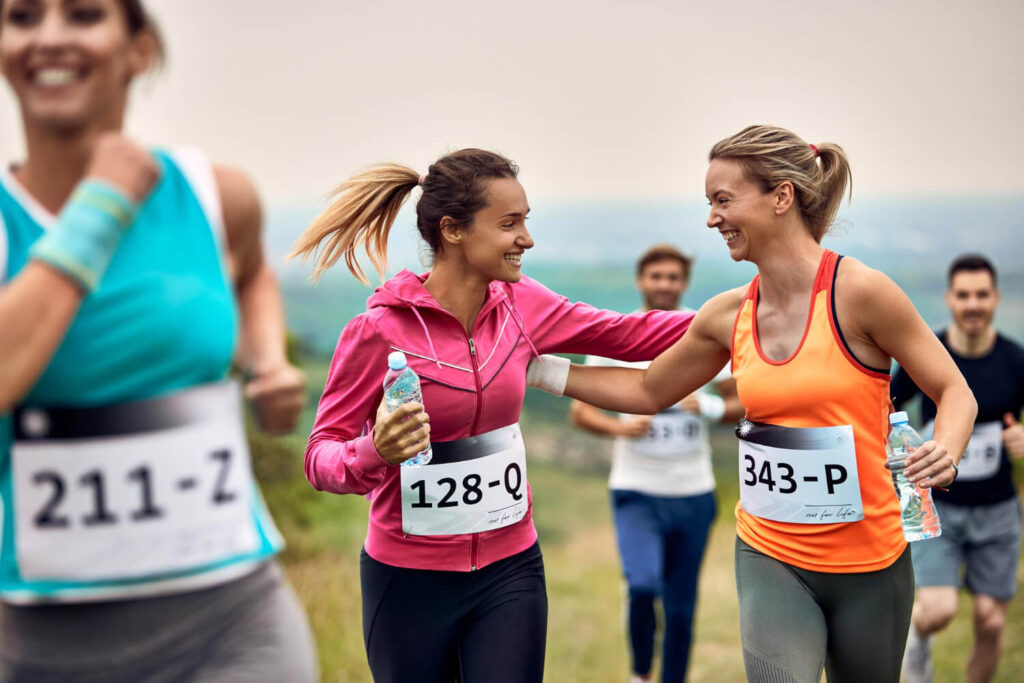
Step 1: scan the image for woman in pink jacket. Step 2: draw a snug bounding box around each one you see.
[291,148,693,682]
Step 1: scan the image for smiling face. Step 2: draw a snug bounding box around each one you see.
[454,176,534,283]
[705,158,778,262]
[0,0,153,133]
[946,269,999,339]
[637,257,687,311]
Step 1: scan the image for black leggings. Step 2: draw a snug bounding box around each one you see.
[360,542,547,683]
[735,537,914,683]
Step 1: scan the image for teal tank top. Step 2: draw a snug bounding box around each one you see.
[0,149,282,601]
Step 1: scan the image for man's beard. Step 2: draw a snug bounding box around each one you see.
[956,312,992,335]
[644,294,680,311]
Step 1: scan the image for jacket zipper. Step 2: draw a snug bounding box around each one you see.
[414,298,503,571]
[466,336,484,434]
[467,336,483,571]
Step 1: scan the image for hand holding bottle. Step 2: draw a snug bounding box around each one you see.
[376,352,432,466]
[886,412,942,541]
[373,400,431,466]
[900,439,956,489]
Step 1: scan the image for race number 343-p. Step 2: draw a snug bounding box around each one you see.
[737,419,863,525]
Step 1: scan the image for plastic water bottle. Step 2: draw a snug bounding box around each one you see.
[383,351,432,467]
[885,411,941,542]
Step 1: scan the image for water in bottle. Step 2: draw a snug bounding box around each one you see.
[885,411,941,541]
[383,351,432,467]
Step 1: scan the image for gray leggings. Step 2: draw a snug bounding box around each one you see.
[0,562,317,682]
[735,537,913,683]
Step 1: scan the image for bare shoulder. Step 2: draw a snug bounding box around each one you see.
[214,165,262,243]
[835,256,905,314]
[694,285,747,347]
[703,285,748,312]
[213,165,263,281]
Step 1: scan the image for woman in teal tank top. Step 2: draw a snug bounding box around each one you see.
[0,1,316,680]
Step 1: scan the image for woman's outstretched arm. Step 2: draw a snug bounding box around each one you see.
[553,288,742,414]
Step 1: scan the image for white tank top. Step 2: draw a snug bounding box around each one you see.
[583,353,725,497]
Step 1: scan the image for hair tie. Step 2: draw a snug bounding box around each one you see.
[809,144,819,157]
[418,175,426,187]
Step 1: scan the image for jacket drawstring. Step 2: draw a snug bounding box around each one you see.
[502,291,541,359]
[409,305,443,369]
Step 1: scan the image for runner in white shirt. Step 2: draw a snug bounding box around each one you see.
[570,245,742,683]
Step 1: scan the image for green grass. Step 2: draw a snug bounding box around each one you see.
[251,372,1024,682]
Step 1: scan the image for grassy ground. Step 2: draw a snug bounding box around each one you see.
[252,376,1024,682]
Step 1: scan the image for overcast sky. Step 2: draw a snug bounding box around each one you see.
[1,0,1022,205]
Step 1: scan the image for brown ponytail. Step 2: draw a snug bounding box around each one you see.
[709,125,853,242]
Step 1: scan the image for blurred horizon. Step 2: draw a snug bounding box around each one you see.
[269,194,1024,355]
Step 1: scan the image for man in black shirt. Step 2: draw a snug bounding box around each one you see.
[895,254,1023,683]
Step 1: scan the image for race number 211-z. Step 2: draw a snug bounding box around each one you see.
[29,448,238,531]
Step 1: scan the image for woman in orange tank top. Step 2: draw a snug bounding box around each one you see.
[527,126,977,682]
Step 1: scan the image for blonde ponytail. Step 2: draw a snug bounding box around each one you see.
[288,164,419,284]
[811,142,853,242]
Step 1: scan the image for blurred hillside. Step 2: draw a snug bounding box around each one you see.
[269,196,1024,356]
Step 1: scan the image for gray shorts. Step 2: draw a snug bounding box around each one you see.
[911,496,1022,601]
[0,562,318,682]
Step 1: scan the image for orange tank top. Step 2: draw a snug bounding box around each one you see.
[731,250,905,573]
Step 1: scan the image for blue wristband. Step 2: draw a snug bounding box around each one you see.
[28,180,140,292]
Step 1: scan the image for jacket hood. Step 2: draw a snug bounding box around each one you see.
[367,269,511,312]
[365,269,539,366]
[366,270,434,310]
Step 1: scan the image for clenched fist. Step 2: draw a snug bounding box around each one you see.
[1004,413,1024,459]
[86,133,160,203]
[244,363,307,435]
[618,415,653,439]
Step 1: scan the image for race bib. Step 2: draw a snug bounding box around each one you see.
[401,424,528,536]
[11,382,261,582]
[922,419,1002,482]
[628,407,703,458]
[737,420,863,524]
[959,421,1004,481]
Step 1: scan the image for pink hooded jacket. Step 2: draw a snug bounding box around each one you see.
[305,270,693,571]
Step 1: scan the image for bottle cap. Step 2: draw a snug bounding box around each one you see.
[387,351,407,370]
[889,411,909,425]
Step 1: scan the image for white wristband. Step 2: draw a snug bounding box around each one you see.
[526,354,570,397]
[696,393,726,422]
